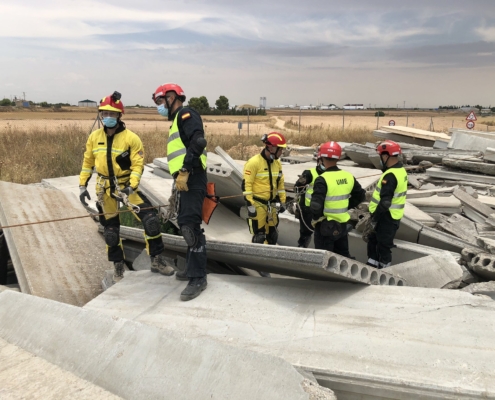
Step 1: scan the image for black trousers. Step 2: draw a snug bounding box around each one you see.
[367,213,400,268]
[314,222,351,257]
[298,206,313,247]
[178,170,207,279]
[98,191,164,262]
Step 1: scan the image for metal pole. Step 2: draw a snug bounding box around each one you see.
[377,112,379,129]
[247,109,250,137]
[299,107,301,134]
[342,108,345,134]
[406,111,409,127]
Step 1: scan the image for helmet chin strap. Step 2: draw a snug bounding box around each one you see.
[380,154,390,171]
[165,96,177,120]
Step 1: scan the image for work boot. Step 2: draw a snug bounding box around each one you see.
[259,271,271,278]
[112,260,125,283]
[175,268,189,281]
[180,277,207,301]
[150,255,175,276]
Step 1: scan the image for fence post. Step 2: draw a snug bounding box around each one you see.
[299,107,301,134]
[342,108,345,134]
[247,109,250,137]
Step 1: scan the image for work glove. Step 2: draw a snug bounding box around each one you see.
[79,185,91,206]
[279,203,286,214]
[175,168,190,191]
[247,205,257,218]
[121,186,134,196]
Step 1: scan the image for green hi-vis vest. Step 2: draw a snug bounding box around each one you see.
[304,168,319,207]
[369,167,408,220]
[322,170,354,223]
[167,112,207,175]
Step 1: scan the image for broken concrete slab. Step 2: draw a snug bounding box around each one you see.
[86,272,495,399]
[42,175,99,211]
[468,253,495,280]
[484,147,495,163]
[426,167,495,185]
[0,181,112,306]
[381,125,451,142]
[0,290,316,400]
[111,225,406,285]
[407,195,462,215]
[448,130,495,151]
[461,281,495,300]
[407,187,454,199]
[443,158,495,176]
[476,237,495,254]
[454,187,494,223]
[341,144,376,168]
[437,213,478,245]
[373,129,435,147]
[0,337,120,400]
[408,174,423,189]
[418,225,478,253]
[385,252,463,288]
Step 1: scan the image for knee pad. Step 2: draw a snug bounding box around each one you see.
[252,232,266,244]
[181,224,198,247]
[142,212,161,237]
[103,226,120,247]
[266,229,278,245]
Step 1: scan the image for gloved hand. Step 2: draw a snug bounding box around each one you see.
[247,205,257,218]
[175,168,190,191]
[279,203,286,213]
[79,186,90,206]
[121,186,134,196]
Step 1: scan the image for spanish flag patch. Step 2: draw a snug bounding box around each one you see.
[182,112,191,120]
[381,179,387,185]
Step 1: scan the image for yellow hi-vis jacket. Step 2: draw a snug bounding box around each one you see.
[369,167,408,220]
[243,153,286,204]
[167,112,207,175]
[304,168,319,207]
[322,170,354,223]
[79,127,144,189]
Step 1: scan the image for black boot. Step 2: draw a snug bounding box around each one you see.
[180,277,207,301]
[175,269,189,281]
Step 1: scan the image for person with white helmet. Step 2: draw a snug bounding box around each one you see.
[310,141,365,257]
[242,132,287,249]
[79,92,173,284]
[152,83,208,301]
[366,140,407,269]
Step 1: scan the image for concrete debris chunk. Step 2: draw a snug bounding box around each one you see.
[385,252,463,288]
[461,281,495,300]
[443,157,495,176]
[408,174,422,189]
[448,130,495,151]
[407,195,461,215]
[454,187,494,223]
[467,253,495,280]
[484,147,495,163]
[437,213,478,245]
[477,236,495,254]
[426,167,495,185]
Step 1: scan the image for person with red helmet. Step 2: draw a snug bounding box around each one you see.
[79,92,174,284]
[309,141,365,256]
[292,144,326,248]
[366,140,407,269]
[152,83,208,301]
[242,132,287,262]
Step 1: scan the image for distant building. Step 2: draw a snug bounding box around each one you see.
[78,99,97,107]
[343,104,365,110]
[14,100,30,107]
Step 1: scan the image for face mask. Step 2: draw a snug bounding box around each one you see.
[102,117,118,128]
[319,164,326,171]
[157,104,168,117]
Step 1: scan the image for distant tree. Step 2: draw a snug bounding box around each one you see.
[374,111,385,117]
[0,98,12,106]
[215,95,229,112]
[474,104,483,111]
[188,96,210,113]
[40,101,50,108]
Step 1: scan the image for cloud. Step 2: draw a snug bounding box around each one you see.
[476,26,495,42]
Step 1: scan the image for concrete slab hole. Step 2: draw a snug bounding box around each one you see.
[388,277,396,286]
[397,280,404,286]
[350,264,359,277]
[339,259,349,273]
[370,270,379,284]
[482,258,491,267]
[473,256,480,265]
[360,266,369,280]
[379,274,387,285]
[327,256,338,270]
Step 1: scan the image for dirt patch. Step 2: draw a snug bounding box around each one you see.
[226,143,262,160]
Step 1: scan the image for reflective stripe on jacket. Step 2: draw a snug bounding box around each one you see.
[322,170,354,223]
[79,127,144,189]
[242,154,286,204]
[167,112,207,175]
[304,168,319,207]
[369,167,408,220]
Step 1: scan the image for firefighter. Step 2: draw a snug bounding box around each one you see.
[152,83,208,301]
[293,146,325,248]
[367,140,407,269]
[242,132,287,251]
[310,141,365,257]
[79,92,174,283]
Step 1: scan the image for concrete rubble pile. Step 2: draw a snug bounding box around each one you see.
[2,127,495,398]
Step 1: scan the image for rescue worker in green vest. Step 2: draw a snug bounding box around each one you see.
[153,83,208,301]
[242,132,287,247]
[367,140,407,269]
[79,92,174,284]
[293,147,325,248]
[310,141,365,256]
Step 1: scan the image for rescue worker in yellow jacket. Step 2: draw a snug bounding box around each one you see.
[79,92,174,283]
[367,140,407,269]
[242,132,287,249]
[310,141,365,257]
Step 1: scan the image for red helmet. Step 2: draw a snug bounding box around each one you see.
[99,95,124,113]
[318,141,341,159]
[376,140,401,156]
[262,132,287,148]
[152,83,186,104]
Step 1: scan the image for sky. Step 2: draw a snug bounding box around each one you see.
[1,0,495,108]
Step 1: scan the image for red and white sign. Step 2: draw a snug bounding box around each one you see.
[389,120,395,126]
[466,121,475,129]
[466,111,477,121]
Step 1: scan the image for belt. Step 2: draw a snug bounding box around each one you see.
[97,172,131,180]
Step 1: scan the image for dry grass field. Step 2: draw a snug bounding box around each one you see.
[1,106,494,184]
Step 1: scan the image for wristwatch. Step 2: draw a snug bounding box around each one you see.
[180,167,188,173]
